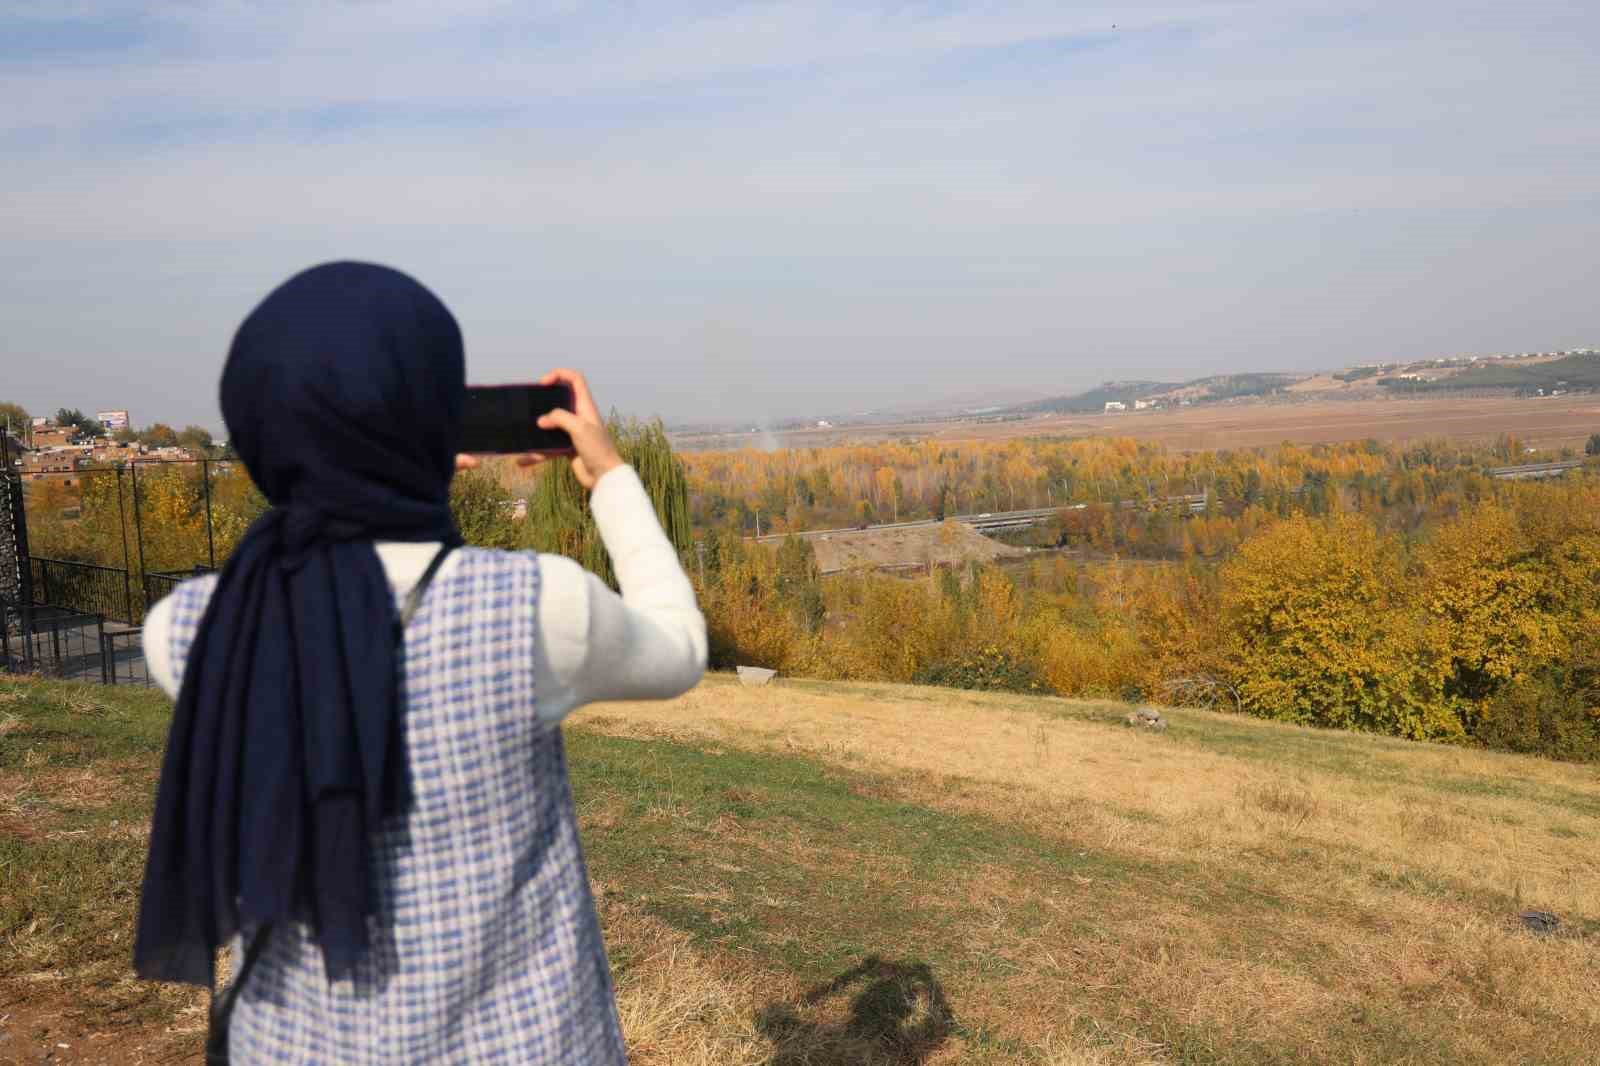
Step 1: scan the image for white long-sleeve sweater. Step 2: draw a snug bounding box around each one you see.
[142,464,707,719]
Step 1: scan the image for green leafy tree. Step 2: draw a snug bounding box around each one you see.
[1586,433,1600,457]
[0,401,29,434]
[775,534,826,633]
[177,425,215,453]
[527,417,690,588]
[1473,644,1600,763]
[450,468,522,550]
[55,408,103,436]
[141,423,179,448]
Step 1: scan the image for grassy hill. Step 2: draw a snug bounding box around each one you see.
[1008,381,1173,414]
[1384,353,1600,394]
[1013,373,1300,414]
[4,675,1598,1064]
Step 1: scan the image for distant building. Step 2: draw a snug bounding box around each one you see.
[90,441,144,464]
[142,446,197,462]
[1104,401,1127,412]
[30,426,77,449]
[96,409,130,431]
[20,446,92,484]
[1133,399,1152,410]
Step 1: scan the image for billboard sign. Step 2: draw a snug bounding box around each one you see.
[96,410,130,430]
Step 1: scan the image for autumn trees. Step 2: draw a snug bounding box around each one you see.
[1220,514,1455,739]
[678,433,1570,554]
[686,477,1600,760]
[20,414,1600,760]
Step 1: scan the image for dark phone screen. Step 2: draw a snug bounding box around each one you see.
[460,384,574,454]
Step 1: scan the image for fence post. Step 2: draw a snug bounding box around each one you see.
[202,458,216,569]
[1,464,38,670]
[8,475,32,607]
[131,461,148,621]
[116,468,133,623]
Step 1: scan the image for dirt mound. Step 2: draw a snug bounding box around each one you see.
[809,520,1026,574]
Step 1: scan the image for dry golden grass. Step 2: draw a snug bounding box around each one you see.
[600,887,1156,1066]
[8,673,1598,1063]
[581,677,1600,919]
[573,674,1600,1063]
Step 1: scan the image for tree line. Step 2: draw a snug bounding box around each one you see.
[678,432,1587,540]
[695,478,1600,761]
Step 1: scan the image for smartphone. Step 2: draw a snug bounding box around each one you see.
[460,383,576,454]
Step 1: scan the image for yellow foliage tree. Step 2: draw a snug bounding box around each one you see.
[1220,514,1459,739]
[1414,501,1564,707]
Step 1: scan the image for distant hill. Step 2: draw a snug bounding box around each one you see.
[1009,372,1300,414]
[1007,380,1170,414]
[1380,352,1600,394]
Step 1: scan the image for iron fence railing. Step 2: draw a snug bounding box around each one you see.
[30,556,135,623]
[24,558,217,626]
[1,602,107,680]
[144,566,215,614]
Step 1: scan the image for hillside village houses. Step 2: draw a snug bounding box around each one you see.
[28,425,79,450]
[8,415,202,485]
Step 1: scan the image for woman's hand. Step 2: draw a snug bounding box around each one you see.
[453,369,622,490]
[530,368,623,489]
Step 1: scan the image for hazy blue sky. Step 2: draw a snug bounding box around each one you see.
[2,1,1596,430]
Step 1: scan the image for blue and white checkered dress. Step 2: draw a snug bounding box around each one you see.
[165,548,628,1065]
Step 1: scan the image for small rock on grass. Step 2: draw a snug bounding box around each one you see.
[1519,910,1560,936]
[736,665,777,687]
[1125,706,1167,733]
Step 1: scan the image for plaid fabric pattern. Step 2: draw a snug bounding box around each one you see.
[166,549,627,1065]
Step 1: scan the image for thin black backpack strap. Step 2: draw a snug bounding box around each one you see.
[206,924,273,1063]
[400,545,455,629]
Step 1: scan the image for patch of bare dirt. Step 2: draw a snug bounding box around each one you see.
[0,987,201,1066]
[809,521,1026,574]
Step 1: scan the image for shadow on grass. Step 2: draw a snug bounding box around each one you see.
[756,956,955,1065]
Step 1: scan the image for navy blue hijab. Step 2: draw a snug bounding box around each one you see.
[135,262,465,986]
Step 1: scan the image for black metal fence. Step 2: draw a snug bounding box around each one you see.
[1,603,120,680]
[2,435,235,683]
[144,566,215,614]
[30,556,135,624]
[13,457,236,621]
